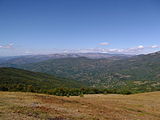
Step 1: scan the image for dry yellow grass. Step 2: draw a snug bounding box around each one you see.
[0,91,160,120]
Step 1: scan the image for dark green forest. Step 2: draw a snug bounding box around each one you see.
[0,67,86,91]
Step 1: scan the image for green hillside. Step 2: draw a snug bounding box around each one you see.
[18,52,160,92]
[0,67,86,92]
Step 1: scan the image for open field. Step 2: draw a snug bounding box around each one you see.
[0,92,160,120]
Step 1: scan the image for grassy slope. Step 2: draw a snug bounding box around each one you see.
[0,67,85,90]
[0,91,160,120]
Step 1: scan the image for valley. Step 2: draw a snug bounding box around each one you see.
[1,52,160,92]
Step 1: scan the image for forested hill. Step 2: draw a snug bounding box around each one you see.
[17,52,160,92]
[0,67,86,92]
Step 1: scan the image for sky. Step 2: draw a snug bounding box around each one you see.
[0,0,160,56]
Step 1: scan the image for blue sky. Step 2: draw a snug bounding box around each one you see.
[0,0,160,56]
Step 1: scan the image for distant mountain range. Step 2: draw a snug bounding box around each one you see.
[0,52,160,92]
[0,53,131,67]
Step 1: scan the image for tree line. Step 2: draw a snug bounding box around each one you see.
[0,84,134,96]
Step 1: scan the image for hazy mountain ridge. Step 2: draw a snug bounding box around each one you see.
[0,53,131,67]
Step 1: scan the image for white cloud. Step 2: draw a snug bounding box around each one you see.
[151,45,159,48]
[24,50,32,54]
[30,44,160,55]
[99,42,109,46]
[67,45,146,54]
[137,45,144,49]
[0,43,14,49]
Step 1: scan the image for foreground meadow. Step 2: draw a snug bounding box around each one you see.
[0,91,160,120]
